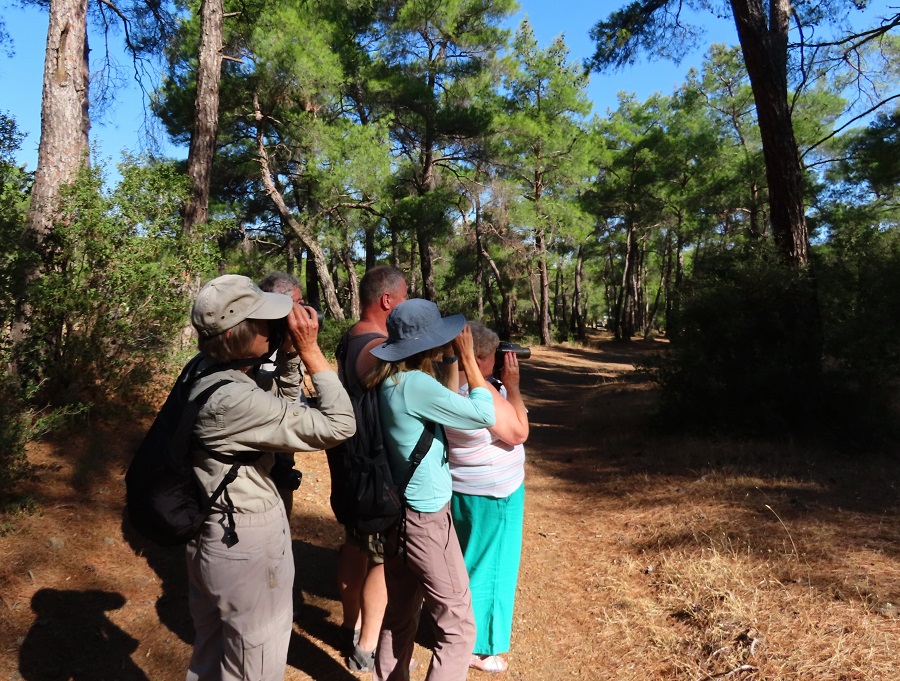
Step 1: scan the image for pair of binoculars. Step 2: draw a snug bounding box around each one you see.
[267,307,324,355]
[493,341,531,378]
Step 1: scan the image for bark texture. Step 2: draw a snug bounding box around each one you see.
[730,0,810,264]
[183,0,224,233]
[26,0,90,243]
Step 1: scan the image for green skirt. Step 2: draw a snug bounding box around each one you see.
[450,483,525,656]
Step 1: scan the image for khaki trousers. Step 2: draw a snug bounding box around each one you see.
[186,504,294,681]
[374,503,475,681]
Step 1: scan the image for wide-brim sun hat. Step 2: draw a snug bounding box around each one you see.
[191,274,294,337]
[370,298,465,362]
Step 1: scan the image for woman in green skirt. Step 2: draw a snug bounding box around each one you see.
[445,321,529,674]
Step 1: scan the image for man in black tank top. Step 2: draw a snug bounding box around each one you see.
[328,266,408,672]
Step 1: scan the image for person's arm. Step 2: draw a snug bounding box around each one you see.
[219,376,356,453]
[486,352,529,446]
[453,326,488,392]
[404,371,495,431]
[440,343,460,393]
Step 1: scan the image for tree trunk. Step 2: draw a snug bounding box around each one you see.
[254,97,345,320]
[618,219,640,341]
[730,0,822,389]
[477,225,512,340]
[390,220,400,269]
[365,225,376,271]
[14,0,90,348]
[572,245,586,341]
[304,248,322,312]
[285,230,296,275]
[408,235,418,296]
[26,0,90,252]
[528,270,541,330]
[342,247,360,320]
[417,228,437,301]
[646,234,669,339]
[535,230,552,345]
[555,266,569,334]
[182,0,223,234]
[636,234,647,333]
[473,197,485,320]
[729,0,809,265]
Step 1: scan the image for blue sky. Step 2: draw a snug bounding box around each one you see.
[0,0,860,173]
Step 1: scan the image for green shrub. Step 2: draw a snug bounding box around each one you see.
[0,151,226,505]
[8,156,222,405]
[0,378,31,499]
[816,215,900,391]
[652,247,823,436]
[318,318,356,362]
[814,215,900,439]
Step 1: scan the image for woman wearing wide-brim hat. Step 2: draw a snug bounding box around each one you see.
[362,298,496,681]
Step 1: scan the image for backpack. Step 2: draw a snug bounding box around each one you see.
[327,336,435,536]
[125,355,261,547]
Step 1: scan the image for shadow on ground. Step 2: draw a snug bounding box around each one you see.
[19,589,147,681]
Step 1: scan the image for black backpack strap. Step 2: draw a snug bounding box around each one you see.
[189,376,262,547]
[337,330,386,388]
[396,420,437,496]
[396,420,437,559]
[408,421,437,472]
[194,378,231,406]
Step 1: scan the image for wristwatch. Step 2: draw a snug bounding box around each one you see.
[442,355,458,365]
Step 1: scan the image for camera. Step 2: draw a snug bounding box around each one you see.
[270,455,302,490]
[493,341,531,378]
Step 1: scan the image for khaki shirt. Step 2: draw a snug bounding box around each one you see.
[190,356,355,514]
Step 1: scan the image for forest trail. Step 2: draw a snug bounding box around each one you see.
[1,331,898,680]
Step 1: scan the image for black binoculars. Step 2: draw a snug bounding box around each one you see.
[493,341,531,378]
[268,307,323,355]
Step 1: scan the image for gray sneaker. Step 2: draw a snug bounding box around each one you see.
[347,643,375,672]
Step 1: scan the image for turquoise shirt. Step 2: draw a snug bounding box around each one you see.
[378,370,495,513]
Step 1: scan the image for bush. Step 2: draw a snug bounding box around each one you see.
[814,216,900,438]
[816,216,900,391]
[7,156,223,405]
[652,247,823,436]
[0,378,31,501]
[317,317,356,362]
[0,152,225,506]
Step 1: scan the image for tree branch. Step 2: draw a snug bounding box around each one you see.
[802,92,900,159]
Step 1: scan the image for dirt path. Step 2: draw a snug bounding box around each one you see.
[1,331,898,680]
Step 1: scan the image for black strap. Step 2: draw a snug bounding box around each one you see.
[188,372,263,546]
[194,378,230,406]
[197,356,266,379]
[336,330,386,388]
[395,420,437,559]
[405,421,437,485]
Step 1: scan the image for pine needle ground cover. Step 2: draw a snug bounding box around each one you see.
[0,332,896,680]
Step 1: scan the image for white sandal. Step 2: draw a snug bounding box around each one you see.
[469,654,509,673]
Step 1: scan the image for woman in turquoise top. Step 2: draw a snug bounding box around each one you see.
[364,298,495,681]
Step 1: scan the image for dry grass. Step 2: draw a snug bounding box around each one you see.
[0,331,898,680]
